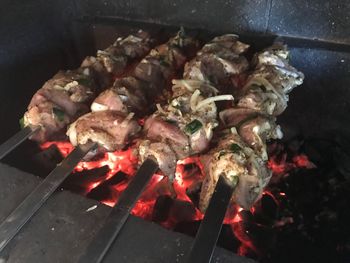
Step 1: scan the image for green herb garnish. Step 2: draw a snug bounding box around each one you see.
[184,119,203,134]
[53,108,65,122]
[19,117,25,129]
[230,143,242,153]
[165,119,177,125]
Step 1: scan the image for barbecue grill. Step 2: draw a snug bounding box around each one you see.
[0,1,349,263]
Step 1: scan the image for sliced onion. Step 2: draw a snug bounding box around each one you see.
[91,102,109,112]
[121,112,135,127]
[244,76,288,114]
[190,89,201,111]
[195,95,234,111]
[172,79,219,93]
[156,103,167,115]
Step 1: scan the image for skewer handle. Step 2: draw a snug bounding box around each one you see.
[185,176,236,263]
[0,126,39,160]
[79,158,159,263]
[0,142,96,252]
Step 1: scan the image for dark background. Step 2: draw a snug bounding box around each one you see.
[0,0,349,142]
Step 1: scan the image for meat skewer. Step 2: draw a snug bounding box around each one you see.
[0,32,198,250]
[22,30,154,143]
[199,44,304,211]
[67,30,200,152]
[137,34,250,182]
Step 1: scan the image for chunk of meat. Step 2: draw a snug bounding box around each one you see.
[238,116,283,160]
[91,76,149,114]
[144,116,189,147]
[24,102,70,142]
[199,131,271,211]
[184,53,249,87]
[67,111,141,151]
[219,108,260,127]
[138,140,177,181]
[24,70,95,142]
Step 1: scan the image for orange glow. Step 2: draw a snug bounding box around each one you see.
[268,153,315,175]
[41,140,314,258]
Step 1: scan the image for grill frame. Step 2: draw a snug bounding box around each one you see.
[0,1,349,262]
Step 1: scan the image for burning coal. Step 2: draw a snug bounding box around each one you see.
[41,138,317,260]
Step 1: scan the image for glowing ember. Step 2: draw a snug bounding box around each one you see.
[41,140,316,258]
[268,153,315,175]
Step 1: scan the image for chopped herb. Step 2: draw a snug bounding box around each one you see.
[230,143,242,153]
[165,119,177,125]
[53,108,65,122]
[184,119,203,134]
[19,117,25,129]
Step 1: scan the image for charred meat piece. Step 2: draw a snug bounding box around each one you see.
[67,111,140,152]
[220,108,283,160]
[199,130,271,212]
[23,31,154,143]
[137,35,250,179]
[238,44,304,116]
[199,43,304,212]
[93,31,200,115]
[24,70,96,142]
[138,140,178,181]
[82,30,154,90]
[91,77,148,114]
[184,35,249,90]
[67,31,200,152]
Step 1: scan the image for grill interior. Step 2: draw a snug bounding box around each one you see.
[0,1,350,263]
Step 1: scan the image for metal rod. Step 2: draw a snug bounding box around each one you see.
[79,158,159,263]
[185,176,236,263]
[0,142,96,252]
[0,126,39,160]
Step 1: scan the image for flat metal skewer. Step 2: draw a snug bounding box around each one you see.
[0,142,97,252]
[79,158,159,263]
[0,126,40,160]
[185,176,237,263]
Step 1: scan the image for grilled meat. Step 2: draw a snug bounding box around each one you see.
[67,31,200,151]
[67,111,140,152]
[199,44,304,212]
[137,35,250,179]
[23,31,153,142]
[199,129,271,211]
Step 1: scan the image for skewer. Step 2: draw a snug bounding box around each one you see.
[0,126,39,160]
[185,176,237,263]
[78,158,158,263]
[0,142,97,252]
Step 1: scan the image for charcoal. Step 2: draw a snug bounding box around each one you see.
[217,224,241,252]
[185,180,202,208]
[181,163,200,179]
[104,171,128,186]
[152,195,174,222]
[87,184,119,202]
[261,194,278,220]
[169,200,196,222]
[32,144,63,173]
[63,165,109,194]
